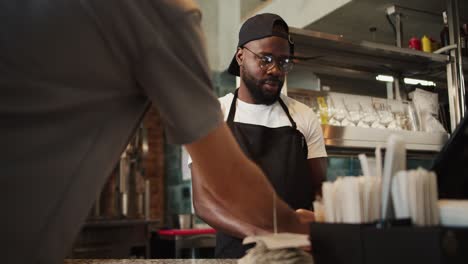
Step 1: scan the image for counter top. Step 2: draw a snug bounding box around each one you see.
[65,260,237,264]
[83,219,161,228]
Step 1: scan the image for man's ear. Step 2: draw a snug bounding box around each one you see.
[235,47,243,67]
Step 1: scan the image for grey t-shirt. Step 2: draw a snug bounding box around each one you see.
[0,0,222,263]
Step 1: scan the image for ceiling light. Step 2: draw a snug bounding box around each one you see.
[403,78,436,87]
[376,75,436,87]
[376,75,394,82]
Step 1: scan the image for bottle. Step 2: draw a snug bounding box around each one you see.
[440,11,450,54]
[421,35,432,52]
[430,37,441,52]
[409,37,421,50]
[317,97,329,125]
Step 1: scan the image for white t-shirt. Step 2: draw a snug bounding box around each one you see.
[187,92,327,166]
[219,93,327,159]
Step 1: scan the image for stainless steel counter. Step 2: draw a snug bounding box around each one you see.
[65,260,237,264]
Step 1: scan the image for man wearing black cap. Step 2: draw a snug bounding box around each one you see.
[191,13,327,258]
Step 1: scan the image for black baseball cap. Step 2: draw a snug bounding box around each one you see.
[227,13,294,76]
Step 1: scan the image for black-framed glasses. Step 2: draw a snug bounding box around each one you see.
[242,46,294,73]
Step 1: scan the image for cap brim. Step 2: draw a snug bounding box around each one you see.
[227,51,240,76]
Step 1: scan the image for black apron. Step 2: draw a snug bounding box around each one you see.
[215,90,312,258]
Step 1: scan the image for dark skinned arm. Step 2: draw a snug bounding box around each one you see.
[293,157,328,223]
[191,165,266,238]
[185,122,308,238]
[308,157,328,199]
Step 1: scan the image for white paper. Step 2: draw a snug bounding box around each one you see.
[392,171,408,219]
[414,170,425,225]
[341,177,361,223]
[382,134,406,220]
[429,172,440,225]
[361,177,370,222]
[358,154,371,177]
[398,171,410,218]
[242,233,310,250]
[322,182,334,223]
[333,178,343,223]
[408,171,419,225]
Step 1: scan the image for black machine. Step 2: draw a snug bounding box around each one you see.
[432,113,468,199]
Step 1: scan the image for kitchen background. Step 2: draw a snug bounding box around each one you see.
[69,0,467,259]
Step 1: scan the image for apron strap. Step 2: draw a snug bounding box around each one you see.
[278,97,297,129]
[226,89,239,123]
[227,88,297,129]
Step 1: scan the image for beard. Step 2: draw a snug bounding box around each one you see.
[242,67,284,105]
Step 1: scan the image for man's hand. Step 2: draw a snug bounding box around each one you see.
[295,209,315,252]
[295,209,315,224]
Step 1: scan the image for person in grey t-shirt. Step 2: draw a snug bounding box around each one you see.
[0,1,312,263]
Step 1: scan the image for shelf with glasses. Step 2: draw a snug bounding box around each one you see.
[289,27,450,84]
[287,88,449,153]
[321,124,448,152]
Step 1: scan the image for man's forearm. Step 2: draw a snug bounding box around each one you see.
[192,167,268,238]
[186,123,308,237]
[308,157,328,197]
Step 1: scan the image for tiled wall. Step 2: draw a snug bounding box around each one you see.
[143,107,165,220]
[164,144,192,217]
[86,107,165,221]
[326,155,434,181]
[327,156,362,181]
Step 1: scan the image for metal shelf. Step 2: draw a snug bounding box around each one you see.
[289,28,451,152]
[321,125,448,152]
[290,27,449,81]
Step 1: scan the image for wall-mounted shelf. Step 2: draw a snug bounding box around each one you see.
[288,28,451,153]
[290,27,450,83]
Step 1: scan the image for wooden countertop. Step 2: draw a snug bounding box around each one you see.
[65,259,237,264]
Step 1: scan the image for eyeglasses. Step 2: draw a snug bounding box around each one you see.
[242,47,294,73]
